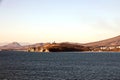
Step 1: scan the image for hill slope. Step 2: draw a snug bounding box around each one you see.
[83,35,120,47]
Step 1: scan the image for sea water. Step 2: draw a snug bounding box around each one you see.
[0,51,120,80]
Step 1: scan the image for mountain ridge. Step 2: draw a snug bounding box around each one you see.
[1,35,120,51]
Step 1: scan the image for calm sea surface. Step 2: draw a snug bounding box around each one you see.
[0,51,120,80]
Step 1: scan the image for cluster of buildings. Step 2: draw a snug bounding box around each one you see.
[92,45,120,51]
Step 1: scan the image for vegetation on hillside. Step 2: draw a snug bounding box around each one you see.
[47,42,90,52]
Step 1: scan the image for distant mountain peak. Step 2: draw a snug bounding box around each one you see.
[7,42,21,47]
[0,42,22,50]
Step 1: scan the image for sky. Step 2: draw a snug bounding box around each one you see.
[0,0,120,44]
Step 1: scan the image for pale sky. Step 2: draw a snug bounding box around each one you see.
[0,0,120,44]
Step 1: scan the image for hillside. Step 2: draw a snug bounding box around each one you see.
[28,42,90,52]
[83,35,120,47]
[47,42,90,52]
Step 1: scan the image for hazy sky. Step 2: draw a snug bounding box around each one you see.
[0,0,120,44]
